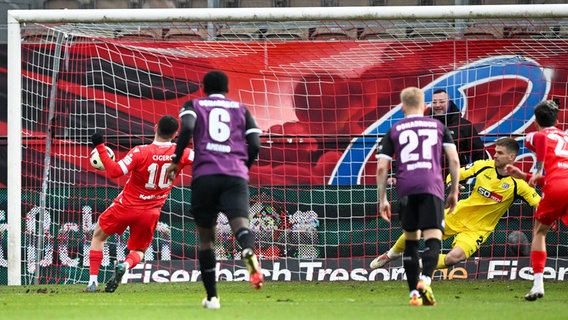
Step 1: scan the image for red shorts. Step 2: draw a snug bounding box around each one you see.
[98,203,161,251]
[535,181,568,227]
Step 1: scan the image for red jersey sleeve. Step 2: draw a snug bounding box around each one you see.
[179,148,194,167]
[525,132,536,152]
[96,144,125,178]
[531,132,547,162]
[117,146,144,175]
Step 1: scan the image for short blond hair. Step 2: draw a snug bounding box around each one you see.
[400,87,424,109]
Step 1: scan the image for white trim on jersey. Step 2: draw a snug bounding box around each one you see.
[246,128,262,135]
[180,109,196,118]
[376,153,393,161]
[118,160,128,175]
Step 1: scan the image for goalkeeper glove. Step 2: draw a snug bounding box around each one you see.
[91,132,104,148]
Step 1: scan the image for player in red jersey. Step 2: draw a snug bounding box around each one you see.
[84,115,193,293]
[506,100,568,301]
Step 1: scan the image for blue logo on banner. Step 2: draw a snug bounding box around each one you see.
[329,55,550,185]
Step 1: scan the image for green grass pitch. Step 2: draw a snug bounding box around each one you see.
[0,280,565,319]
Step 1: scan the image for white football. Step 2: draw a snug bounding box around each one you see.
[89,146,115,170]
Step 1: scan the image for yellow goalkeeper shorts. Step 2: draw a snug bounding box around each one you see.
[443,220,493,259]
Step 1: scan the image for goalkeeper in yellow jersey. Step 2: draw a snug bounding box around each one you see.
[370,137,540,270]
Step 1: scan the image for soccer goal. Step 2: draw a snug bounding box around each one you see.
[6,4,568,286]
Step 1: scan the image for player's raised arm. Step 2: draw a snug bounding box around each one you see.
[503,163,544,187]
[91,132,124,178]
[167,100,196,180]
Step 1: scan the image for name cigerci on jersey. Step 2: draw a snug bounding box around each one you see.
[477,186,503,202]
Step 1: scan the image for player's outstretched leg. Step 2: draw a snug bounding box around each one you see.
[202,297,221,309]
[370,234,406,269]
[370,249,403,269]
[243,248,264,289]
[105,262,126,293]
[417,278,437,306]
[524,286,544,301]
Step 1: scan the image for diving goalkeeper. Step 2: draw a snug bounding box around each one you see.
[370,137,540,270]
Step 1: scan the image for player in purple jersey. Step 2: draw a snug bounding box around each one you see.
[166,70,264,309]
[376,87,460,306]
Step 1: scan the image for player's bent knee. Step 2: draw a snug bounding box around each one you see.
[445,250,467,266]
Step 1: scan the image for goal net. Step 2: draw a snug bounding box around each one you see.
[5,5,568,285]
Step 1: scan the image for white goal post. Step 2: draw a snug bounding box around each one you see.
[6,4,568,286]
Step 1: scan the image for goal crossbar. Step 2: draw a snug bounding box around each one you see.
[8,5,568,24]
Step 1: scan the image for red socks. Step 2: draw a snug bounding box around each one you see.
[531,250,547,274]
[90,250,142,275]
[89,250,103,275]
[124,252,142,269]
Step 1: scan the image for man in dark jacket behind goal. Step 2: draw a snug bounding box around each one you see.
[428,89,485,167]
